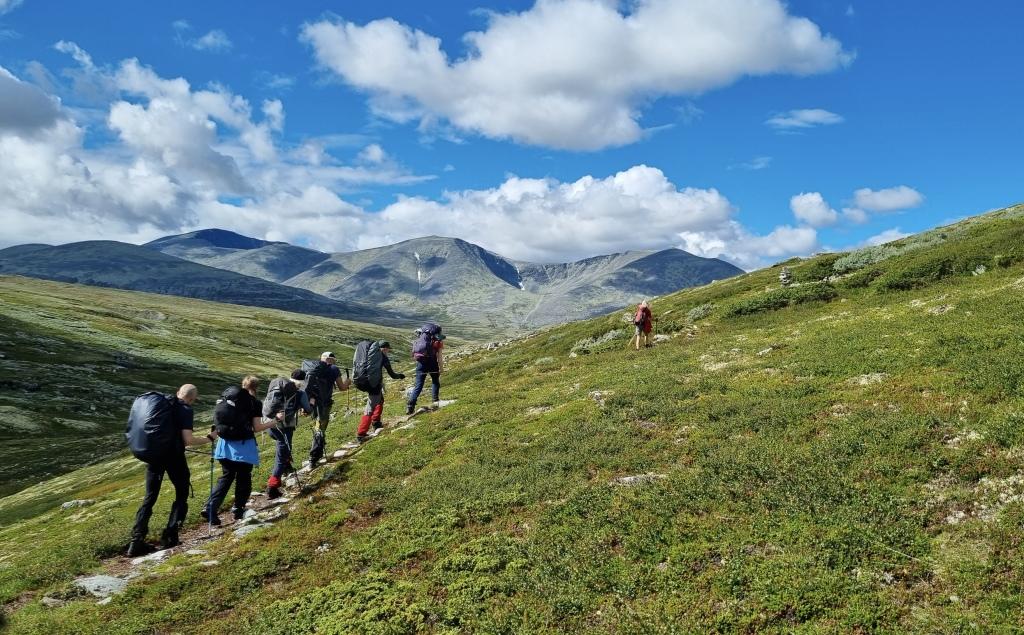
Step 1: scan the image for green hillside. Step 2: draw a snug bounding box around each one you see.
[2,204,1024,633]
[0,277,411,498]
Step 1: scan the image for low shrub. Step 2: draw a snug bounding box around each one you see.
[686,303,715,322]
[793,254,842,283]
[724,283,839,317]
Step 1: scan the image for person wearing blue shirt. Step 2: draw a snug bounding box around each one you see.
[201,376,279,525]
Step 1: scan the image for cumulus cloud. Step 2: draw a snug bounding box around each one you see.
[852,185,924,212]
[301,0,851,150]
[0,53,430,248]
[192,30,232,52]
[766,108,844,129]
[863,228,911,247]
[0,66,63,135]
[1,49,817,270]
[790,191,838,227]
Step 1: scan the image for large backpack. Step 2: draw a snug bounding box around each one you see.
[125,392,180,463]
[412,323,442,362]
[352,340,383,393]
[213,386,255,440]
[263,377,298,419]
[301,359,336,406]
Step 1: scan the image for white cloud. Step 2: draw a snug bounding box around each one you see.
[1,50,817,270]
[0,0,23,15]
[192,29,232,52]
[766,108,844,129]
[0,66,63,135]
[731,156,772,171]
[852,185,924,212]
[842,207,869,224]
[302,0,850,150]
[789,191,838,227]
[863,228,911,247]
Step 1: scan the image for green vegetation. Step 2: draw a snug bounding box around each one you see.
[2,204,1024,633]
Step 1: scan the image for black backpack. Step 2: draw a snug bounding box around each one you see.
[214,386,255,440]
[352,340,383,393]
[301,359,335,406]
[262,377,298,419]
[125,392,180,463]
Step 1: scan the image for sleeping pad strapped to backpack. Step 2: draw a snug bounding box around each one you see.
[352,340,383,393]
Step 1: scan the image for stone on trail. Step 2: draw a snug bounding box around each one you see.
[61,499,95,510]
[332,449,349,460]
[233,522,272,539]
[185,549,207,556]
[199,560,220,567]
[74,575,128,598]
[41,596,66,608]
[130,549,171,566]
[611,473,667,487]
[653,334,671,343]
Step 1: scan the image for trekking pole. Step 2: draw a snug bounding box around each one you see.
[207,452,214,535]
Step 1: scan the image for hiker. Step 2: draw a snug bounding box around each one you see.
[354,340,405,443]
[632,300,653,350]
[202,376,279,525]
[303,351,352,466]
[125,384,215,557]
[263,370,312,499]
[406,323,445,415]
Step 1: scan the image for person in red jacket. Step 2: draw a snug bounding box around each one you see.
[632,300,653,350]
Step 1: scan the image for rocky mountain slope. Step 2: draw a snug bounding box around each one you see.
[4,203,1023,632]
[147,231,743,329]
[0,241,399,324]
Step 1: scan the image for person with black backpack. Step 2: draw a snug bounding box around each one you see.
[406,323,446,415]
[125,384,215,557]
[301,352,351,466]
[263,369,311,500]
[354,340,405,444]
[201,375,279,525]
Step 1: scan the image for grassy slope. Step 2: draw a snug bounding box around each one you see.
[0,277,410,498]
[3,205,1024,633]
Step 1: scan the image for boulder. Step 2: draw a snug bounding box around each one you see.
[74,575,128,598]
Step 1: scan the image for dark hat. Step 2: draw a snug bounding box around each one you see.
[290,369,306,381]
[377,340,391,349]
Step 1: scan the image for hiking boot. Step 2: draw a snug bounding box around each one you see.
[160,529,180,549]
[405,404,415,415]
[232,508,246,522]
[267,486,283,500]
[372,421,383,430]
[126,539,156,558]
[356,434,370,444]
[200,508,221,526]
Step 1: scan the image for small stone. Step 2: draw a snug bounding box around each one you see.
[61,499,96,510]
[97,597,113,606]
[653,334,671,343]
[74,575,128,598]
[611,473,667,487]
[315,543,332,554]
[233,523,272,539]
[332,449,348,459]
[185,549,207,556]
[41,596,66,608]
[757,347,773,357]
[131,549,171,566]
[200,560,220,567]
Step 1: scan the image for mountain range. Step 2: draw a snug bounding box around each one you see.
[0,229,743,331]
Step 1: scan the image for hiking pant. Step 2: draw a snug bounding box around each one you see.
[205,459,253,519]
[131,452,190,542]
[407,361,440,408]
[358,391,384,436]
[309,400,332,463]
[268,426,295,480]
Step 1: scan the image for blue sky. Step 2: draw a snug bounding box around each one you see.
[0,0,1021,267]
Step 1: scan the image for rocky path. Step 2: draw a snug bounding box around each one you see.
[41,401,456,609]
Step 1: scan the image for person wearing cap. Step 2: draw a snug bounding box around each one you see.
[263,369,312,499]
[307,351,351,466]
[356,341,405,443]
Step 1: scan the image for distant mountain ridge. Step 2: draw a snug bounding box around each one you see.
[0,241,403,324]
[145,230,743,329]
